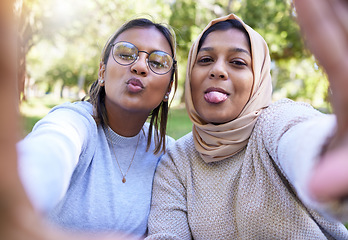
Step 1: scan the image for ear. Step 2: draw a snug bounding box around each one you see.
[98,62,106,86]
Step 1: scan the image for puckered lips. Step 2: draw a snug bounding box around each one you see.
[204,87,229,104]
[127,78,144,93]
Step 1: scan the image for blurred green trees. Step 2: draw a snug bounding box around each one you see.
[21,0,331,111]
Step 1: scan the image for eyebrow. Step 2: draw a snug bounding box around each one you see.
[199,47,251,56]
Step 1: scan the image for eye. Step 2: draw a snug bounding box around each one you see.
[149,60,164,69]
[148,51,171,69]
[197,56,214,65]
[118,53,136,61]
[230,59,247,67]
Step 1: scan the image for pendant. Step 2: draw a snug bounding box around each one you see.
[122,177,126,183]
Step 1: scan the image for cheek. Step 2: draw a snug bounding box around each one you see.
[190,69,204,96]
[235,72,253,95]
[147,77,172,102]
[245,75,254,96]
[104,63,124,81]
[190,80,201,104]
[155,75,172,90]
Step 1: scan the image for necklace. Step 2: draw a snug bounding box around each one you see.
[106,127,141,183]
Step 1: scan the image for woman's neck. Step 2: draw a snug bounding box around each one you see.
[106,107,149,137]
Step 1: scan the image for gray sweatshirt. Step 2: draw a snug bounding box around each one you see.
[18,101,174,237]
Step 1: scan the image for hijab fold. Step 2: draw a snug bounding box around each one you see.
[185,14,273,163]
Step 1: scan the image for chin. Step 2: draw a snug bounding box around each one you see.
[197,106,239,124]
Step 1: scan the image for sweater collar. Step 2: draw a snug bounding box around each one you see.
[104,126,144,146]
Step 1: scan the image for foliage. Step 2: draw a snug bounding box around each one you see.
[23,0,331,111]
[238,0,304,60]
[236,0,330,110]
[273,57,331,111]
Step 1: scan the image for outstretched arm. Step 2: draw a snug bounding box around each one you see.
[0,1,138,239]
[294,0,348,202]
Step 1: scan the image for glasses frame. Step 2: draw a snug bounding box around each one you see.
[111,41,176,75]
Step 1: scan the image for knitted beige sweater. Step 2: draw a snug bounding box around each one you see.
[147,99,348,240]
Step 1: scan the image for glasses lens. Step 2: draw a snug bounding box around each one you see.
[113,42,138,65]
[148,51,173,75]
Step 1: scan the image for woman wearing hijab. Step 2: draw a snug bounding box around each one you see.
[146,12,348,239]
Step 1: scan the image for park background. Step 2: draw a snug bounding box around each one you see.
[18,0,331,140]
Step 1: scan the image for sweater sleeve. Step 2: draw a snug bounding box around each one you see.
[17,103,93,213]
[147,140,192,240]
[261,99,348,221]
[277,113,348,222]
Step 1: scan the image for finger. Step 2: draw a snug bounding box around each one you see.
[294,0,348,138]
[294,0,347,74]
[309,146,348,202]
[331,0,348,36]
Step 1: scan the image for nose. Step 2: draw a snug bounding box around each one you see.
[209,60,227,80]
[130,53,149,76]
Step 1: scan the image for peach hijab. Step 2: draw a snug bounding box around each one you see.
[185,13,273,163]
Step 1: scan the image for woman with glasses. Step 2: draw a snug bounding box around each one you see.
[17,18,177,238]
[146,2,348,239]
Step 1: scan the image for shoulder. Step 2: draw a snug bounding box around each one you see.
[49,101,93,117]
[166,132,196,161]
[49,102,99,158]
[155,132,196,183]
[166,134,176,148]
[264,98,321,115]
[44,101,96,127]
[257,98,324,126]
[251,98,330,157]
[30,101,97,140]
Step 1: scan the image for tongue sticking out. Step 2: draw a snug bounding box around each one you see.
[204,91,228,104]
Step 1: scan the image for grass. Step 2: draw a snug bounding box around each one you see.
[167,106,192,139]
[20,97,192,140]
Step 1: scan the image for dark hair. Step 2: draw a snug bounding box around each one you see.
[197,19,251,52]
[85,18,178,154]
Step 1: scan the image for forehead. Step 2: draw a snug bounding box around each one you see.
[115,27,172,54]
[200,28,251,53]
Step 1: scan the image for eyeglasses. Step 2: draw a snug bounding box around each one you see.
[111,41,176,75]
